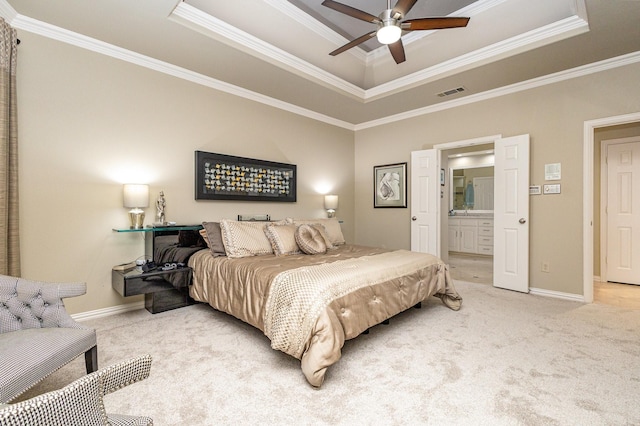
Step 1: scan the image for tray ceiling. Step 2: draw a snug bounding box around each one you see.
[3,0,640,127]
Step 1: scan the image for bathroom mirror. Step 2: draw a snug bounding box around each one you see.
[450,166,494,211]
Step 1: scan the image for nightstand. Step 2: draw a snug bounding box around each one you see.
[112,225,203,313]
[112,267,194,314]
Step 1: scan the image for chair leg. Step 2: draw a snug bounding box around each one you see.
[85,345,98,373]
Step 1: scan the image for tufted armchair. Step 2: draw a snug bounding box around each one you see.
[0,275,98,403]
[0,354,153,426]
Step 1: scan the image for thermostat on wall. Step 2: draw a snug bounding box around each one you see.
[543,184,561,194]
[529,185,541,195]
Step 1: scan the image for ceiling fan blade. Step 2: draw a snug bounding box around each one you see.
[321,0,380,24]
[388,39,406,64]
[329,31,377,56]
[401,17,470,31]
[393,0,418,17]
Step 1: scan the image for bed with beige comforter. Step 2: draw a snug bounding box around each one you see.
[189,244,462,387]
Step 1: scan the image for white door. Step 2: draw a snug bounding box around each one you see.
[493,134,530,292]
[606,141,640,285]
[411,149,439,256]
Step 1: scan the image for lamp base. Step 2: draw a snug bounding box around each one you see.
[128,209,146,229]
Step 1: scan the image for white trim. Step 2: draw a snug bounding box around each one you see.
[529,287,584,303]
[9,14,355,131]
[365,15,588,101]
[6,2,639,132]
[356,51,640,130]
[169,3,366,100]
[0,0,16,22]
[434,134,502,150]
[593,275,602,283]
[264,0,367,63]
[583,112,640,304]
[170,1,587,103]
[71,301,145,322]
[432,134,502,259]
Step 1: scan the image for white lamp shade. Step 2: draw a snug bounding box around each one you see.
[123,184,149,208]
[324,194,339,210]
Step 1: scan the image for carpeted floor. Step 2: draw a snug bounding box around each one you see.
[16,280,640,425]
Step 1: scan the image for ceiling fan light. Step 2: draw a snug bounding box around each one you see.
[377,24,401,45]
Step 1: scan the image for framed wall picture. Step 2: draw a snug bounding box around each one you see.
[373,162,407,208]
[195,151,296,202]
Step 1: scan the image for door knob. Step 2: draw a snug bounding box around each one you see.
[412,216,417,221]
[519,218,526,224]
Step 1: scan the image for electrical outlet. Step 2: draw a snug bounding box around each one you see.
[541,262,550,273]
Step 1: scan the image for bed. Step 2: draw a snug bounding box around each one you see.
[188,218,462,387]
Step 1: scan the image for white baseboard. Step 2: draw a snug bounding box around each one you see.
[593,275,602,282]
[529,287,585,303]
[71,301,145,322]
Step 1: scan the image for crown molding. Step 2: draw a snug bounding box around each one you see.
[0,0,16,22]
[6,0,634,133]
[355,50,640,130]
[170,1,588,103]
[169,2,366,101]
[10,13,355,131]
[264,0,368,63]
[364,14,588,101]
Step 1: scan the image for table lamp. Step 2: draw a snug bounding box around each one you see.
[324,194,338,218]
[123,184,149,229]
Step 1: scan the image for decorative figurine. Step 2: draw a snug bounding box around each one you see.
[155,191,166,225]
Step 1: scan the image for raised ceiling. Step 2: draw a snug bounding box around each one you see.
[3,0,640,128]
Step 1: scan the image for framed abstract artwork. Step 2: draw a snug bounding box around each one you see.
[373,162,407,208]
[195,151,296,202]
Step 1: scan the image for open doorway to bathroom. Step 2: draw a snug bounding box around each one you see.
[443,144,495,285]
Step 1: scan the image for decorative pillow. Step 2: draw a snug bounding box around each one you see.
[200,222,227,257]
[309,223,335,250]
[291,218,345,245]
[264,223,301,256]
[219,219,273,258]
[295,224,327,255]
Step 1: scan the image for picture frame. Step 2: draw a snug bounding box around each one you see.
[373,162,407,208]
[195,151,297,202]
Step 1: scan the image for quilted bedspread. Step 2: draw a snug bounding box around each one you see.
[189,245,462,387]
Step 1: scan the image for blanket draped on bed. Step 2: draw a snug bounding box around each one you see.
[264,250,459,359]
[189,244,462,387]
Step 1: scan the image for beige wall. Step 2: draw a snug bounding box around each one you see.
[354,63,640,296]
[15,29,640,312]
[17,33,355,314]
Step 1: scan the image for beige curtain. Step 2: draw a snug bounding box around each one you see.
[0,18,19,276]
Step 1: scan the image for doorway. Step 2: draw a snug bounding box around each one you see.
[584,112,640,303]
[411,133,530,292]
[444,146,495,285]
[600,137,640,286]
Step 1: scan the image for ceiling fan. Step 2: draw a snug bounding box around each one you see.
[322,0,470,64]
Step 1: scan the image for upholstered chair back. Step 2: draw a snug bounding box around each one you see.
[0,275,86,333]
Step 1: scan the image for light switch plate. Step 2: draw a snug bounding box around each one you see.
[529,185,541,195]
[543,184,561,194]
